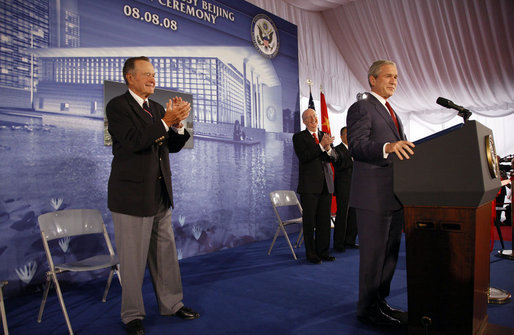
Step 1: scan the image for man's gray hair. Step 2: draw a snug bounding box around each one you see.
[123,56,150,85]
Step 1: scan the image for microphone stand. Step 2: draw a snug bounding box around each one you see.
[458,109,472,123]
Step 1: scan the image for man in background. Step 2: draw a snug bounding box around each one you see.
[333,126,358,252]
[346,60,414,328]
[293,108,338,264]
[107,56,199,335]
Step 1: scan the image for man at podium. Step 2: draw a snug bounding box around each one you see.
[346,60,415,328]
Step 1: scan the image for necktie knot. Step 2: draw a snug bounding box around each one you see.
[312,132,319,144]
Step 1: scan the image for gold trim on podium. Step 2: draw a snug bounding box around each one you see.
[485,134,499,178]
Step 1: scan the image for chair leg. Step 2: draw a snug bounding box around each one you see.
[102,268,115,302]
[116,264,122,286]
[280,224,297,260]
[295,228,304,248]
[267,227,281,255]
[37,275,52,323]
[50,273,74,335]
[0,282,8,335]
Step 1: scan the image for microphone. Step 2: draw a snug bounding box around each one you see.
[436,97,472,122]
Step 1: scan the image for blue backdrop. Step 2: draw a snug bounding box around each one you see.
[0,0,300,297]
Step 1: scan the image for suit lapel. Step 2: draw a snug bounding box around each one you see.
[303,129,318,144]
[369,95,401,140]
[125,91,153,125]
[340,143,350,158]
[318,131,325,142]
[396,115,405,140]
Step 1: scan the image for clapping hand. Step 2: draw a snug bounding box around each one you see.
[162,97,190,128]
[320,134,335,151]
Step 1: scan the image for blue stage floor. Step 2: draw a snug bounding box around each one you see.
[2,237,513,335]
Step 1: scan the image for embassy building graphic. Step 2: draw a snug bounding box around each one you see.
[0,0,289,138]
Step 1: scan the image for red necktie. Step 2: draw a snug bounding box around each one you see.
[385,101,400,134]
[312,132,319,144]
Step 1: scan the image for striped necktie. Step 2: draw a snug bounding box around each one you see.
[143,100,153,119]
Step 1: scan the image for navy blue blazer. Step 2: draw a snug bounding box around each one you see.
[346,94,406,211]
[106,91,190,217]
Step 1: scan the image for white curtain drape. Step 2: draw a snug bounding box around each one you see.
[245,0,513,116]
[323,0,514,117]
[244,0,513,154]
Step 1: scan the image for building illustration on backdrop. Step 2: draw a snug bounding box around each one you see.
[0,0,299,296]
[0,0,292,139]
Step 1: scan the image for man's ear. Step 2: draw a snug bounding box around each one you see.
[125,73,133,85]
[369,75,375,87]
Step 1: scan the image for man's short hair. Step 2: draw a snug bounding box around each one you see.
[340,126,347,136]
[122,56,150,84]
[367,60,396,88]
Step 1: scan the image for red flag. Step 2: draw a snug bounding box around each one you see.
[320,91,331,135]
[320,91,337,217]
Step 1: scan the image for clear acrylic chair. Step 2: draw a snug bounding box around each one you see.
[268,190,303,260]
[37,209,121,335]
[0,280,8,335]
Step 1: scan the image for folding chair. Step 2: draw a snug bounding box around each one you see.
[0,281,7,335]
[268,190,303,260]
[37,209,121,335]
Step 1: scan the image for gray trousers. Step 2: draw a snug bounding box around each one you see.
[112,202,184,324]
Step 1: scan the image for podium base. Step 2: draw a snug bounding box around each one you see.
[488,287,511,304]
[497,249,513,260]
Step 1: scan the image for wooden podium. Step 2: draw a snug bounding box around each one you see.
[394,121,502,335]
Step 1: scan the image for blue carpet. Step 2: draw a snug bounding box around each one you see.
[2,237,513,335]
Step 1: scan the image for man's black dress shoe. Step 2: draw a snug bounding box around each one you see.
[357,309,401,328]
[345,243,359,249]
[320,255,336,262]
[307,256,322,264]
[125,319,145,335]
[173,306,200,320]
[379,301,408,325]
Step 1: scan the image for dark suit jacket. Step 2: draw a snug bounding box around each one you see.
[333,143,353,198]
[347,94,406,211]
[106,91,190,217]
[293,129,336,194]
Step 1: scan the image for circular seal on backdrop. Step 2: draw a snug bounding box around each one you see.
[485,134,499,178]
[251,14,280,58]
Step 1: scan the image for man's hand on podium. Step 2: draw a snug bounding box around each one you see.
[386,140,415,160]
